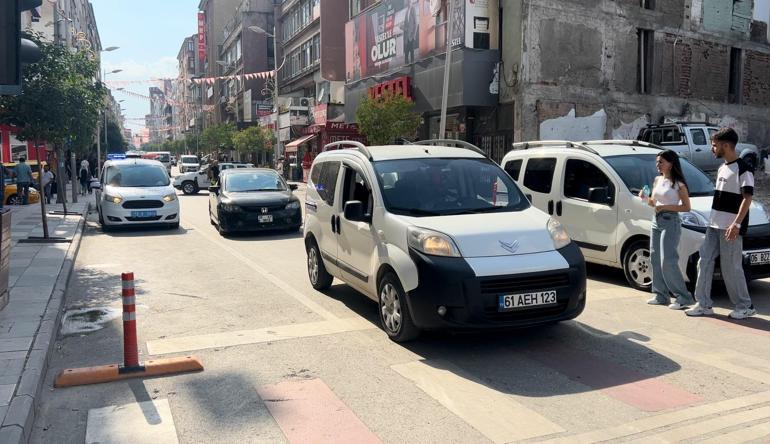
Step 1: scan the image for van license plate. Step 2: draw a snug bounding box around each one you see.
[131,211,156,218]
[498,291,557,311]
[749,250,770,265]
[258,215,273,223]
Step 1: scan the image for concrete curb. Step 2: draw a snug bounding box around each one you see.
[0,204,89,444]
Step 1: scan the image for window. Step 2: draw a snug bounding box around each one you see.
[563,159,614,203]
[342,166,373,216]
[504,159,523,181]
[637,29,654,94]
[523,158,557,193]
[313,161,340,205]
[661,128,682,144]
[691,129,707,145]
[729,48,742,104]
[641,0,655,9]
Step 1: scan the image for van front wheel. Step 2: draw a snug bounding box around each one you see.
[378,272,419,342]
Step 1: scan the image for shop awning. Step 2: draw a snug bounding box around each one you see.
[284,134,317,154]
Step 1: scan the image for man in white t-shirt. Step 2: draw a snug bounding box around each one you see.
[686,128,756,319]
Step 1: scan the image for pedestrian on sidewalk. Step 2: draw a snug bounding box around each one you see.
[639,149,695,310]
[79,163,90,196]
[686,128,757,320]
[14,157,33,205]
[41,164,55,204]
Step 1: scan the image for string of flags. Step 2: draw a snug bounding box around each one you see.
[105,70,275,87]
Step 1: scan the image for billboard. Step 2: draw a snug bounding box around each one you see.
[197,12,206,63]
[345,0,497,82]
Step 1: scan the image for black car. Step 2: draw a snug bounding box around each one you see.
[208,169,302,235]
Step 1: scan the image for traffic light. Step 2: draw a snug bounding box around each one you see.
[0,0,43,96]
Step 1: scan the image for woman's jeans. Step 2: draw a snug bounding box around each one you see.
[651,212,695,304]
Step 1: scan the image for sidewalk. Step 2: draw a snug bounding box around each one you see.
[0,189,94,443]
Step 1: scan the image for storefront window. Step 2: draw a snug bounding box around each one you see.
[428,114,464,140]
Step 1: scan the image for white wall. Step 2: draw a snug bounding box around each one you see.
[756,0,770,40]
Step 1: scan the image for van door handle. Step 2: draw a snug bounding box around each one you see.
[547,200,554,215]
[331,215,337,234]
[695,148,702,152]
[556,201,563,216]
[336,216,341,235]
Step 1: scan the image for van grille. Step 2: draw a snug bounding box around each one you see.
[122,200,164,209]
[479,273,570,295]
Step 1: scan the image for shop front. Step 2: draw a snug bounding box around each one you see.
[284,122,367,182]
[0,125,48,163]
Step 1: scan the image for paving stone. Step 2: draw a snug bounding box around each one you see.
[3,395,34,433]
[0,425,23,444]
[0,385,14,406]
[0,338,33,353]
[0,353,27,362]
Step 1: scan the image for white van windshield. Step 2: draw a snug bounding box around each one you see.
[605,154,714,197]
[105,165,170,187]
[373,158,530,216]
[180,156,198,164]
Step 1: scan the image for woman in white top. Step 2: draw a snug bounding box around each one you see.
[639,149,695,309]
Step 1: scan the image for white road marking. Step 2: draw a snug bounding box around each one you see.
[632,405,770,443]
[184,220,339,321]
[146,317,375,355]
[699,419,770,443]
[545,391,770,444]
[391,360,564,443]
[86,399,179,444]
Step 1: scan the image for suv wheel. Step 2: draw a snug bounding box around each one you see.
[181,181,197,195]
[623,240,652,291]
[307,241,332,290]
[378,272,419,342]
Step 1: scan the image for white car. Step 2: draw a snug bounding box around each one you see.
[304,140,586,342]
[501,140,770,290]
[173,162,255,195]
[93,159,180,231]
[178,155,200,174]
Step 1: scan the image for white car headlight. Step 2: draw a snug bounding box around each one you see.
[547,218,571,249]
[104,194,122,204]
[681,211,707,227]
[162,193,177,203]
[407,227,461,257]
[286,201,301,210]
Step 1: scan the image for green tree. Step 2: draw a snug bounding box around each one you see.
[355,93,421,145]
[233,125,270,154]
[105,117,126,153]
[201,123,236,153]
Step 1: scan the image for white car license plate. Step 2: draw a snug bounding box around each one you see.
[131,210,156,218]
[258,215,273,223]
[498,291,557,311]
[749,250,770,265]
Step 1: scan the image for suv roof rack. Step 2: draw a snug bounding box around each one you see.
[511,140,599,155]
[324,140,373,160]
[646,121,710,127]
[581,140,662,150]
[412,139,486,156]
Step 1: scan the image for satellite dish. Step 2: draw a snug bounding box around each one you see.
[430,0,442,17]
[317,86,326,103]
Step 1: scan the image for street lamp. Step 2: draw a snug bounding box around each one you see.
[99,67,123,178]
[249,25,283,167]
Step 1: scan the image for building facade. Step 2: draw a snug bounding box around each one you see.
[174,34,204,148]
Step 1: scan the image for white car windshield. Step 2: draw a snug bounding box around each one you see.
[225,172,287,192]
[181,156,198,164]
[373,158,529,216]
[105,165,170,187]
[605,154,715,197]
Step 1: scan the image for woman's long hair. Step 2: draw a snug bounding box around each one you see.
[658,149,688,189]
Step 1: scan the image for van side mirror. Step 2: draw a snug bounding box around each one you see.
[90,180,102,190]
[289,184,298,191]
[209,185,220,195]
[344,200,366,222]
[588,187,610,205]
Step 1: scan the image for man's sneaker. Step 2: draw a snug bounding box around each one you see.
[647,298,667,305]
[668,302,688,310]
[685,304,714,316]
[728,307,757,320]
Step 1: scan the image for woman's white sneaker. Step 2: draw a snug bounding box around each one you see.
[728,307,757,320]
[685,304,714,316]
[668,302,688,310]
[647,298,667,305]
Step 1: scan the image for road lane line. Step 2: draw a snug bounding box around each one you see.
[184,220,339,321]
[391,360,564,443]
[544,391,770,444]
[86,399,179,444]
[529,346,701,412]
[632,405,770,443]
[146,317,375,355]
[257,378,381,444]
[699,419,770,443]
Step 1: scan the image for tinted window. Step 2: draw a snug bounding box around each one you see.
[691,129,707,145]
[225,172,286,192]
[373,158,528,217]
[158,154,170,162]
[605,154,714,197]
[315,161,340,205]
[504,159,523,181]
[661,128,683,144]
[105,165,170,187]
[523,158,557,193]
[563,159,614,202]
[342,167,373,215]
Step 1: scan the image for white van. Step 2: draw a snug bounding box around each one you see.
[500,140,770,290]
[304,140,586,342]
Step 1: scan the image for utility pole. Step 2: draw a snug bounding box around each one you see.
[439,0,455,139]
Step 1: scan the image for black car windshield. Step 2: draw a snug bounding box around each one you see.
[105,165,170,187]
[225,172,287,192]
[373,158,529,216]
[158,153,170,162]
[605,154,714,197]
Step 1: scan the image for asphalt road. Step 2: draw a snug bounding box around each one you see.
[31,171,770,443]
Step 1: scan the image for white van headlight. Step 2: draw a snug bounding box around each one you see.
[104,194,122,204]
[407,227,461,257]
[547,218,571,249]
[681,211,707,228]
[162,193,177,203]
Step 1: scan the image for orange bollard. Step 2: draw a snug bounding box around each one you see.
[120,272,143,372]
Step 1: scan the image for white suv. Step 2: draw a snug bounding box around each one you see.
[304,140,586,342]
[501,140,770,290]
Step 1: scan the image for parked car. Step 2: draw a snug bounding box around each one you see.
[3,178,41,205]
[173,162,255,195]
[637,122,760,171]
[142,151,172,174]
[304,140,586,342]
[178,155,200,174]
[501,140,770,290]
[3,160,47,182]
[208,168,301,235]
[93,159,179,231]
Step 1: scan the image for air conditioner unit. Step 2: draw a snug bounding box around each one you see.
[299,97,313,107]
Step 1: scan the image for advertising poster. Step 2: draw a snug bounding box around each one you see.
[346,0,467,82]
[197,12,206,63]
[465,0,499,50]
